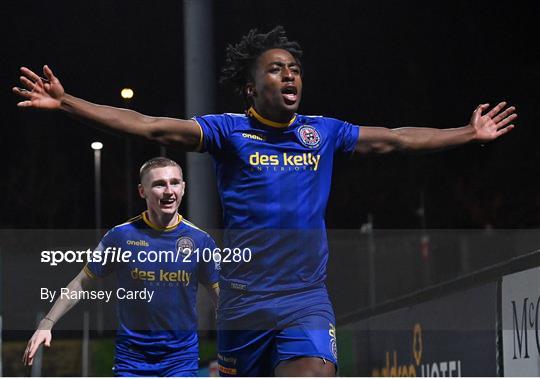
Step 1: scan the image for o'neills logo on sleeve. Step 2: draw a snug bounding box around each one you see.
[241,132,266,141]
[249,151,321,172]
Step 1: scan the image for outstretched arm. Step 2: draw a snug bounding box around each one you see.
[22,268,94,366]
[355,102,517,154]
[13,65,201,151]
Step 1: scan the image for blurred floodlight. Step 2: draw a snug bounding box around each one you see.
[91,142,103,150]
[121,88,134,99]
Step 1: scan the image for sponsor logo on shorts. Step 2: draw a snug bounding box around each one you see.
[329,322,338,359]
[298,125,321,148]
[330,339,338,360]
[176,237,194,257]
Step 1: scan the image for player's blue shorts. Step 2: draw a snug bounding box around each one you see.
[112,342,199,377]
[216,286,338,376]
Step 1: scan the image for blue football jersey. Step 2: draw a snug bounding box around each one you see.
[86,212,219,356]
[194,109,359,293]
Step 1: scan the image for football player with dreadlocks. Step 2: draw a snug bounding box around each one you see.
[14,26,516,376]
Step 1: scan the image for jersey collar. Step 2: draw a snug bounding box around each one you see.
[247,106,296,128]
[142,211,182,232]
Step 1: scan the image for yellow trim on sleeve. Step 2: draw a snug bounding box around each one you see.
[83,264,96,279]
[212,282,220,289]
[116,214,143,228]
[192,119,204,152]
[181,218,205,232]
[247,106,296,128]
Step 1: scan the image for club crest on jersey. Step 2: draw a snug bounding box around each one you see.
[176,237,194,256]
[298,125,321,148]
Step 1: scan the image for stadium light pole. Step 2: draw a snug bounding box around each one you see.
[183,0,220,340]
[91,142,103,232]
[183,0,219,229]
[91,141,104,335]
[121,88,135,218]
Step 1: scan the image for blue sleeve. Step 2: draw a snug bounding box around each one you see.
[86,229,118,278]
[198,236,220,285]
[193,114,234,155]
[327,118,360,155]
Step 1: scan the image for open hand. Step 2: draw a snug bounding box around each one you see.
[470,102,517,143]
[22,328,52,366]
[13,65,64,110]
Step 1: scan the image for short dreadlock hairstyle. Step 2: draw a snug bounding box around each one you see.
[220,26,303,103]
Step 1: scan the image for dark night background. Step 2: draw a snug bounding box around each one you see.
[1,0,539,230]
[0,2,539,375]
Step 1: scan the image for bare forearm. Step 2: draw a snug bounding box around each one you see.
[393,124,477,151]
[39,270,92,330]
[60,94,200,150]
[356,124,477,154]
[356,101,516,155]
[60,94,153,136]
